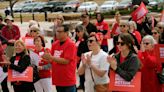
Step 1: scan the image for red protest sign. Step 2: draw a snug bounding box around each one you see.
[22,37,35,50]
[8,66,33,82]
[155,44,164,63]
[109,70,141,92]
[131,2,148,22]
[160,10,164,22]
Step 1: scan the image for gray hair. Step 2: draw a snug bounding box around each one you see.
[75,25,88,36]
[120,20,129,26]
[142,35,157,45]
[129,21,137,30]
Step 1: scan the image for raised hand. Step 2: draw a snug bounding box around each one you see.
[86,54,92,66]
[107,55,117,70]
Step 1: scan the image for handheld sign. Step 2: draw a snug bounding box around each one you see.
[22,37,35,50]
[155,44,164,63]
[8,66,33,82]
[109,70,141,92]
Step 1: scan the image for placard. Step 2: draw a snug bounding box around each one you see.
[155,44,164,63]
[109,70,141,92]
[22,37,35,50]
[8,67,33,82]
[107,38,114,52]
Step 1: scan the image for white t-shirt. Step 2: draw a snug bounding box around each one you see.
[80,50,110,92]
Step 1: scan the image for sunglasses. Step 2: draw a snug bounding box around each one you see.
[116,41,125,46]
[120,25,126,27]
[143,42,150,45]
[30,30,37,32]
[152,32,158,35]
[87,39,95,43]
[158,27,163,29]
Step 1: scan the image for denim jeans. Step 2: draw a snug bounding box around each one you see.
[56,85,76,92]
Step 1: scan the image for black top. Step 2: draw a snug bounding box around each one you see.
[76,34,89,57]
[9,52,31,73]
[114,51,140,81]
[83,22,98,35]
[9,51,33,90]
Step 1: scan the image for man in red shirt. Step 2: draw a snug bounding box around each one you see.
[1,16,20,59]
[42,25,77,92]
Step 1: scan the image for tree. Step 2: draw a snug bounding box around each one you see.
[7,0,19,17]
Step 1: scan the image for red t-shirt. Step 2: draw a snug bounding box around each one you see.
[132,30,141,44]
[25,33,31,37]
[120,54,126,64]
[111,22,120,35]
[96,21,110,45]
[34,48,52,78]
[51,37,77,86]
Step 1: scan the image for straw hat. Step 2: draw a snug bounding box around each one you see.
[29,20,38,27]
[30,25,40,32]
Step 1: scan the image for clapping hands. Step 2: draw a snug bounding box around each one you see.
[107,55,117,71]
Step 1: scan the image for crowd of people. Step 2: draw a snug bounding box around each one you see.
[0,5,164,92]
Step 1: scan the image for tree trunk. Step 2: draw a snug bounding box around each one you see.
[9,0,19,18]
[9,0,14,17]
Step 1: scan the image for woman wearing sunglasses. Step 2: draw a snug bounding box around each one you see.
[138,35,162,92]
[156,22,164,34]
[156,22,164,44]
[25,25,40,38]
[152,27,164,44]
[107,33,140,82]
[78,34,110,92]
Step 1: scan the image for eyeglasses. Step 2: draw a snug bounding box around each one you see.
[30,30,37,32]
[87,39,95,43]
[116,41,125,46]
[143,42,150,45]
[152,32,158,35]
[120,25,126,27]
